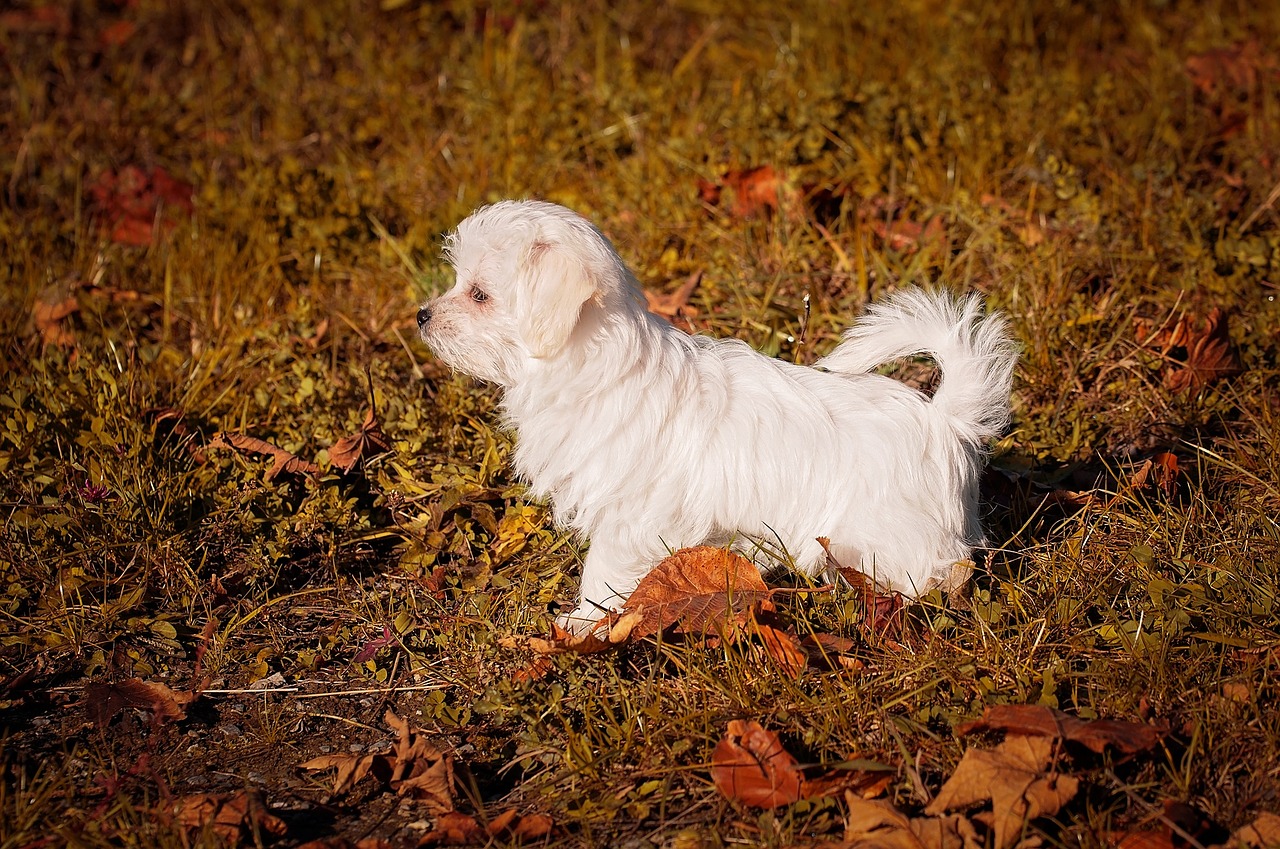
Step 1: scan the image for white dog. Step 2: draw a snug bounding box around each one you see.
[418,200,1017,630]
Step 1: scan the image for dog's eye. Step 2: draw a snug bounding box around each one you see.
[470,287,488,303]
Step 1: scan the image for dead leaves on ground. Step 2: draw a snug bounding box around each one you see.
[85,677,198,728]
[327,407,392,473]
[88,165,194,246]
[956,704,1168,755]
[301,710,454,812]
[209,432,322,482]
[520,546,858,676]
[823,703,1172,849]
[206,406,390,482]
[711,720,892,810]
[695,165,947,253]
[300,711,554,845]
[174,789,286,843]
[1135,307,1241,393]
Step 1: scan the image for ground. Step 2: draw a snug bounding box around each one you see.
[1,1,1279,847]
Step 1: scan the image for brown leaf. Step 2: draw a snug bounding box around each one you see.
[698,165,798,218]
[510,812,554,840]
[484,809,553,840]
[844,794,982,849]
[174,789,286,841]
[1135,308,1240,393]
[1233,812,1280,848]
[955,704,1167,755]
[801,768,894,803]
[88,165,194,246]
[99,19,136,47]
[417,811,484,846]
[711,719,804,809]
[1112,831,1174,849]
[754,618,809,678]
[386,710,455,813]
[1185,40,1275,98]
[85,678,195,728]
[925,735,1078,849]
[299,752,392,796]
[512,656,552,683]
[870,216,947,252]
[527,621,621,655]
[621,546,770,639]
[645,269,703,328]
[33,295,78,348]
[328,408,392,473]
[798,632,866,673]
[209,431,321,481]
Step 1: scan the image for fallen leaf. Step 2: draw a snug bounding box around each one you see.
[509,811,554,839]
[1232,811,1280,848]
[1134,308,1240,393]
[296,839,395,849]
[1185,40,1275,98]
[99,19,136,47]
[85,678,195,728]
[753,617,809,678]
[32,294,78,347]
[174,789,286,842]
[386,710,455,813]
[88,165,194,246]
[1113,831,1174,849]
[484,809,554,840]
[797,632,866,672]
[955,704,1167,755]
[328,408,392,473]
[870,215,947,252]
[711,719,804,809]
[418,811,484,846]
[820,537,908,644]
[299,751,393,796]
[620,546,770,639]
[801,766,895,802]
[645,269,703,327]
[512,655,552,683]
[925,735,1078,849]
[527,621,621,655]
[209,431,321,481]
[844,793,981,849]
[698,165,798,218]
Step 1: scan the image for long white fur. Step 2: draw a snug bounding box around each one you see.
[419,200,1018,629]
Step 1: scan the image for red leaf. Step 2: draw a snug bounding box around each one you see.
[956,704,1167,755]
[711,719,804,809]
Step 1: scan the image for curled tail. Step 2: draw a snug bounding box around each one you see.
[817,288,1018,445]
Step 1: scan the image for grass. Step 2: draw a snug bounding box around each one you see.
[2,0,1279,846]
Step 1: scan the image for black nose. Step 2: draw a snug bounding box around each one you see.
[416,306,431,328]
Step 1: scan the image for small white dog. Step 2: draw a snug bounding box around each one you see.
[418,200,1017,630]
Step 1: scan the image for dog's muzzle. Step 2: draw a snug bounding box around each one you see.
[416,306,432,328]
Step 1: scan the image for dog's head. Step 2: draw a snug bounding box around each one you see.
[418,200,639,385]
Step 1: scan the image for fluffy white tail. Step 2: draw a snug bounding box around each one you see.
[817,288,1017,445]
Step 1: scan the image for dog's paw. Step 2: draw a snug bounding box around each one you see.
[554,605,608,635]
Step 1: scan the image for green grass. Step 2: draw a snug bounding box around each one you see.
[2,0,1279,846]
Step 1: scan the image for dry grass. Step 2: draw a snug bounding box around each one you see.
[2,0,1278,846]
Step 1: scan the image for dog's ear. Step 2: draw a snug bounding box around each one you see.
[518,240,598,358]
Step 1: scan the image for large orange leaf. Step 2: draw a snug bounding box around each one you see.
[621,546,769,639]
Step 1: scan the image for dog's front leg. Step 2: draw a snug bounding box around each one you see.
[554,537,653,633]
